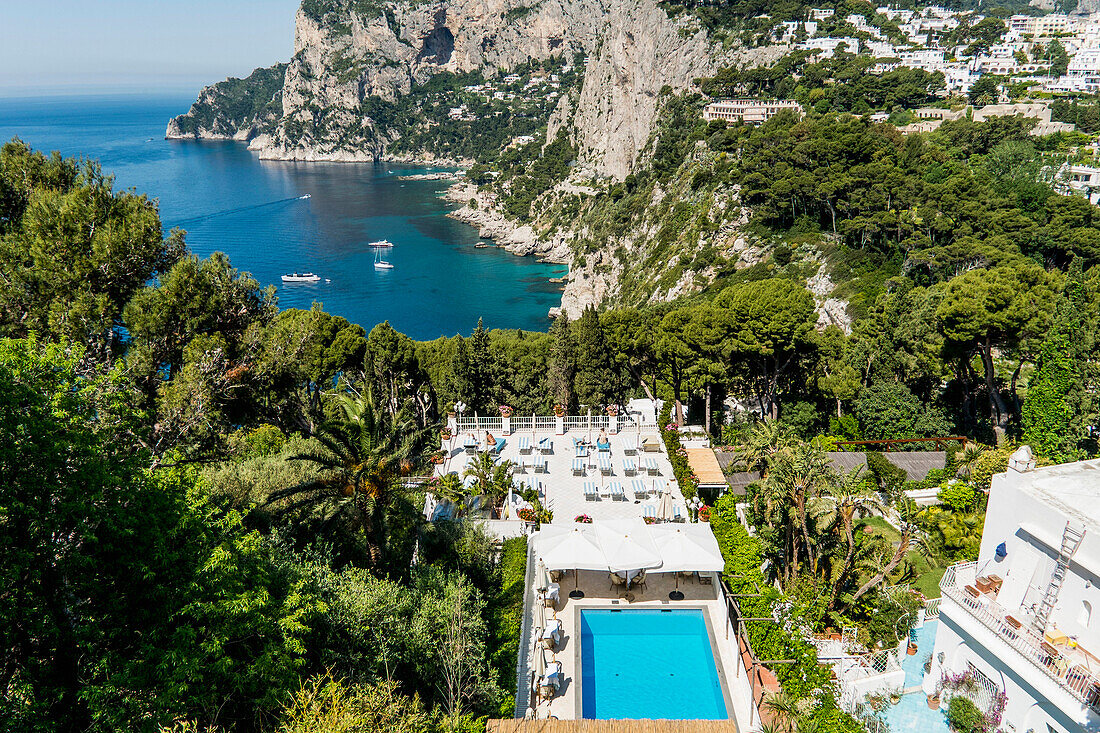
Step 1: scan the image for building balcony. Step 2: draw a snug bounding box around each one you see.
[940,561,1100,711]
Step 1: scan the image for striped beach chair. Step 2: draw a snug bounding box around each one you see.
[598,455,612,475]
[584,481,598,501]
[537,437,553,454]
[653,478,668,495]
[574,444,588,459]
[621,436,638,455]
[631,479,648,500]
[645,457,660,475]
[622,458,637,477]
[571,458,586,476]
[609,482,626,501]
[533,454,547,473]
[643,504,656,520]
[518,436,532,454]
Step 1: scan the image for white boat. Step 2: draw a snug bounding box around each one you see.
[368,239,394,248]
[281,272,321,283]
[374,261,394,270]
[299,194,311,199]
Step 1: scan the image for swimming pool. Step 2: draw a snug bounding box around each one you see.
[579,608,728,720]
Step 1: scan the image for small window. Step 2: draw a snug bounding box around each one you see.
[1080,600,1092,629]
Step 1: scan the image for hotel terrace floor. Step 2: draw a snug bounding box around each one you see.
[434,424,689,526]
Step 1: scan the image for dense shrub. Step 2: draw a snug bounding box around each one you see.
[946,695,986,733]
[659,401,698,499]
[488,536,528,715]
[937,481,977,512]
[866,451,908,493]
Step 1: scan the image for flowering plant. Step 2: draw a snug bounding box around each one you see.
[698,504,711,522]
[517,507,538,522]
[553,404,566,417]
[429,451,446,464]
[643,516,658,524]
[664,423,679,432]
[441,427,453,439]
[605,404,619,416]
[499,404,514,417]
[574,514,592,523]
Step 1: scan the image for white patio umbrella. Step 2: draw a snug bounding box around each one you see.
[536,558,550,592]
[537,524,606,595]
[656,487,674,522]
[592,518,662,573]
[649,523,725,573]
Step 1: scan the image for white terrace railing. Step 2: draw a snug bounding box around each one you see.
[925,597,942,619]
[455,413,647,434]
[941,561,1100,711]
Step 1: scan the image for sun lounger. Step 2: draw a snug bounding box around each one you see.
[525,476,542,497]
[645,457,660,475]
[642,437,662,452]
[622,458,637,476]
[463,436,478,454]
[609,482,626,501]
[510,461,525,475]
[491,437,507,454]
[599,455,612,475]
[643,504,656,520]
[653,478,668,495]
[673,504,684,522]
[597,440,611,453]
[537,437,552,454]
[633,479,648,500]
[533,454,547,473]
[584,481,598,501]
[572,458,586,476]
[574,444,588,459]
[518,436,532,454]
[622,436,638,455]
[520,454,535,473]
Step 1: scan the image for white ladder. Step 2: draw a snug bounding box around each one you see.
[1031,521,1085,636]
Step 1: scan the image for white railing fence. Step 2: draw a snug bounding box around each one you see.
[925,598,942,619]
[941,561,1100,710]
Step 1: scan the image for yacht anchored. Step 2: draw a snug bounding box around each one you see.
[281,272,321,283]
[374,261,394,270]
[368,239,394,248]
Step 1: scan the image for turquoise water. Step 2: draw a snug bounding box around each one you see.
[580,609,728,720]
[0,94,565,339]
[884,620,949,733]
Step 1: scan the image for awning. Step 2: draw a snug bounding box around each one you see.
[687,448,727,488]
[593,518,663,572]
[536,525,607,571]
[649,523,725,573]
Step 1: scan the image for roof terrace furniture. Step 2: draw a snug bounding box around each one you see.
[609,482,626,501]
[584,482,598,501]
[643,504,656,520]
[672,505,684,522]
[653,478,669,496]
[533,454,547,473]
[622,436,638,455]
[632,479,648,499]
[537,437,552,454]
[642,437,662,452]
[622,458,637,476]
[645,457,660,475]
[599,456,612,475]
[518,436,532,454]
[463,436,478,453]
[574,444,588,459]
[572,458,586,476]
[520,455,535,473]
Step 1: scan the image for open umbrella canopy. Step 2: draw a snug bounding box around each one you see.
[649,523,725,573]
[536,525,607,571]
[593,518,662,572]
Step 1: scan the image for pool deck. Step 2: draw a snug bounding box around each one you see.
[883,620,949,733]
[438,428,689,525]
[527,568,755,731]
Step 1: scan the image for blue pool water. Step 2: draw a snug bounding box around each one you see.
[884,620,949,733]
[0,94,565,338]
[580,609,728,720]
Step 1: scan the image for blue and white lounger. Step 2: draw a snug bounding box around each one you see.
[574,444,588,459]
[645,457,660,475]
[609,482,626,501]
[631,479,648,499]
[622,436,638,455]
[622,459,636,477]
[672,504,684,522]
[584,481,598,501]
[463,436,478,454]
[525,476,543,497]
[571,458,586,476]
[518,436,532,454]
[537,437,552,454]
[598,455,612,475]
[653,478,668,495]
[643,504,656,520]
[533,454,547,473]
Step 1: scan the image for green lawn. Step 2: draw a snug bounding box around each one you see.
[907,551,945,599]
[859,515,902,544]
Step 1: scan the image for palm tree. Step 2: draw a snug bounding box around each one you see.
[741,420,794,475]
[263,386,430,565]
[809,471,888,610]
[954,442,985,480]
[766,442,834,580]
[463,450,515,511]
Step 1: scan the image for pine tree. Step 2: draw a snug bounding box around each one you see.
[572,306,615,408]
[1021,260,1096,460]
[547,315,574,410]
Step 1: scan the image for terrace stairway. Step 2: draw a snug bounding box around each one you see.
[1031,521,1086,636]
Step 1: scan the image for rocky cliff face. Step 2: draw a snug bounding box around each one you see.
[166,64,287,142]
[174,0,756,177]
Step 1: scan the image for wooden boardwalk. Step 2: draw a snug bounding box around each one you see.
[487,720,739,733]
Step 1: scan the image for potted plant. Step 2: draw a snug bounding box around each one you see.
[698,504,712,523]
[499,404,514,417]
[643,516,658,525]
[908,639,919,655]
[553,404,566,417]
[429,451,446,465]
[927,692,941,710]
[890,691,902,705]
[606,404,619,416]
[441,427,453,440]
[517,507,538,522]
[574,514,593,523]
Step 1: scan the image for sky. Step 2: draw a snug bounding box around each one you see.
[0,0,302,97]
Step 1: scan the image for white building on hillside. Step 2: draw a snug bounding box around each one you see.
[925,450,1100,733]
[799,36,861,57]
[703,99,803,124]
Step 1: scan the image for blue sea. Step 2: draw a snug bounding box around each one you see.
[0,94,566,339]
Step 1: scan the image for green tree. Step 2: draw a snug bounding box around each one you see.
[852,380,951,440]
[572,306,615,408]
[1021,261,1097,460]
[547,314,574,409]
